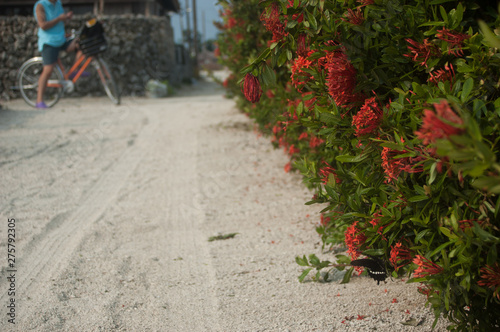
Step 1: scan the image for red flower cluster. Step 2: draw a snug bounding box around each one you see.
[309,135,324,148]
[429,64,455,85]
[325,50,359,108]
[381,145,424,184]
[436,28,469,56]
[415,100,464,145]
[320,213,331,226]
[298,132,308,141]
[390,242,413,271]
[478,263,500,300]
[297,34,309,57]
[291,55,313,90]
[288,144,300,155]
[352,96,383,136]
[458,219,486,231]
[404,38,440,67]
[261,3,288,43]
[412,255,444,278]
[319,161,341,185]
[345,221,367,260]
[417,284,434,298]
[243,73,262,103]
[342,8,364,25]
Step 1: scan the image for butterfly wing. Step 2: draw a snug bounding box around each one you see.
[350,257,387,284]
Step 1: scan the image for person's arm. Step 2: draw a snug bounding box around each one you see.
[35,3,73,31]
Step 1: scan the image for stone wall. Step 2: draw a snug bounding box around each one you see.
[0,14,192,101]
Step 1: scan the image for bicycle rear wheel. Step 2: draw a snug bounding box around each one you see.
[17,57,64,108]
[93,57,120,105]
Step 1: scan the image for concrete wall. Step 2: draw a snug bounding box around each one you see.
[0,14,192,101]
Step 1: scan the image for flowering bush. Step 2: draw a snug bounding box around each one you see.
[217,0,500,330]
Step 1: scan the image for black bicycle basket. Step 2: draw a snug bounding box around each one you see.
[79,19,107,56]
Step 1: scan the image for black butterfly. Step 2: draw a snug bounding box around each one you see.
[350,257,388,285]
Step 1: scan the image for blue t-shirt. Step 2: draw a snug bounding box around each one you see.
[34,0,66,52]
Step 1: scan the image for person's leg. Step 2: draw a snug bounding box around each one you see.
[65,39,84,64]
[37,63,55,105]
[65,39,88,78]
[37,45,59,107]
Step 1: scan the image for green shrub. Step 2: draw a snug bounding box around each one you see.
[217,0,500,330]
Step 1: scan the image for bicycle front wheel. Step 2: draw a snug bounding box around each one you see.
[17,57,64,108]
[93,57,120,105]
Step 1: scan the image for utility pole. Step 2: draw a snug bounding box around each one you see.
[192,0,199,77]
[184,0,192,57]
[94,0,104,15]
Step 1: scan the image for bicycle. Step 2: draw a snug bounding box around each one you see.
[16,19,120,108]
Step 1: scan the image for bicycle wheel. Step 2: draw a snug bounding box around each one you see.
[93,56,120,105]
[17,57,64,108]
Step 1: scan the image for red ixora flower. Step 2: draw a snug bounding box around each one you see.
[369,210,387,239]
[309,135,325,148]
[342,8,364,25]
[404,38,440,67]
[319,161,341,185]
[291,55,313,90]
[297,34,308,57]
[478,263,500,300]
[288,144,300,155]
[352,96,383,136]
[260,3,288,43]
[415,100,464,145]
[325,50,359,109]
[242,73,262,103]
[345,221,367,261]
[436,28,469,57]
[381,144,424,184]
[320,213,331,226]
[412,255,444,278]
[429,63,455,85]
[390,242,412,271]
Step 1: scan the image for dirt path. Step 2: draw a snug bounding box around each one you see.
[0,75,448,331]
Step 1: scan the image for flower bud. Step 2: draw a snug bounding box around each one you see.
[243,73,262,103]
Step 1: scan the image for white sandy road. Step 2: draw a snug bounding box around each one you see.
[0,76,448,331]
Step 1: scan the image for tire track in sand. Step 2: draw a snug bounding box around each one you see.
[0,105,158,327]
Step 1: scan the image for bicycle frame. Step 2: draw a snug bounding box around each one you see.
[47,54,93,89]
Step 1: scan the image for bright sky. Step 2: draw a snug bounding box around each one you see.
[169,1,223,43]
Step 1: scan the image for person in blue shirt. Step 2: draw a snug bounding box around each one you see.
[34,0,82,108]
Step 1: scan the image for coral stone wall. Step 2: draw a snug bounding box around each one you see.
[0,14,191,101]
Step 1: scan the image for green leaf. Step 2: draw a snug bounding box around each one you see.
[479,20,500,48]
[261,64,276,87]
[473,223,499,242]
[309,254,321,266]
[336,154,368,163]
[429,241,453,256]
[341,267,354,284]
[428,162,437,185]
[296,255,310,266]
[362,249,385,256]
[298,268,313,282]
[335,254,351,264]
[208,232,239,242]
[487,245,498,266]
[408,195,429,202]
[461,78,473,103]
[439,227,456,239]
[297,101,304,116]
[439,6,448,24]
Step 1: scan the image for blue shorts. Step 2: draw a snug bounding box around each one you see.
[41,39,73,65]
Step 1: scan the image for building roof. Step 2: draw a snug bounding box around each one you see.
[0,0,180,13]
